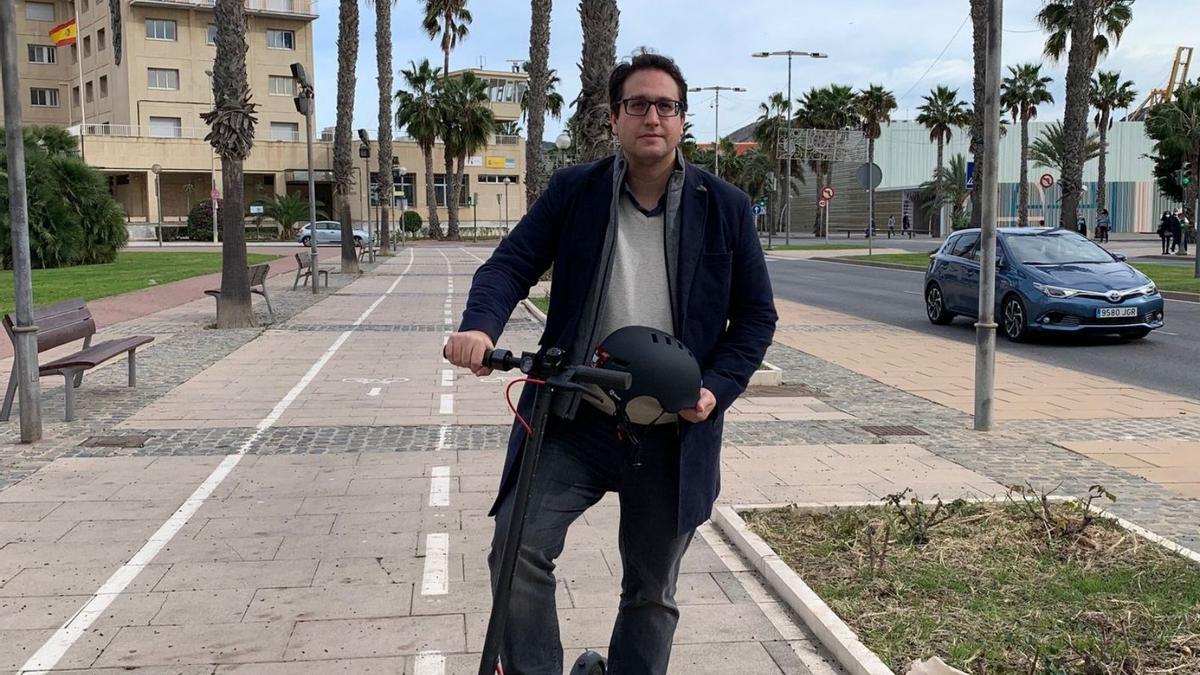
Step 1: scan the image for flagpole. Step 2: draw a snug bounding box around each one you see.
[74,12,85,162]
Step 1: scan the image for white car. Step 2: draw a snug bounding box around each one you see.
[296,221,371,246]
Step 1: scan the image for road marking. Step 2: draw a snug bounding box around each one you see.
[439,394,454,414]
[441,369,454,386]
[414,651,447,675]
[902,290,921,295]
[1160,331,1180,336]
[436,424,452,451]
[807,257,925,274]
[20,249,418,675]
[429,466,450,507]
[459,247,487,264]
[367,387,381,397]
[421,533,450,595]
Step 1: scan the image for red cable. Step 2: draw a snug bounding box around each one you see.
[506,377,544,434]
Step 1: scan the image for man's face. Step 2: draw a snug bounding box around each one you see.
[610,68,685,165]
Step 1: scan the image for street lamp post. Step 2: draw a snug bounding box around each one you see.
[397,164,408,248]
[291,62,320,294]
[473,191,479,242]
[151,163,164,247]
[555,132,572,170]
[687,85,746,179]
[205,70,219,243]
[752,50,827,245]
[502,177,511,232]
[357,129,371,247]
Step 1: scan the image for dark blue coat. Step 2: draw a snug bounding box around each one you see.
[459,155,777,534]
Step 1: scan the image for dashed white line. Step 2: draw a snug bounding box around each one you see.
[421,533,450,595]
[436,424,452,451]
[367,387,381,397]
[20,249,418,675]
[439,394,454,414]
[414,651,447,675]
[441,369,454,386]
[429,466,450,507]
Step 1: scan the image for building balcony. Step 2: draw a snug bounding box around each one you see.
[127,0,318,20]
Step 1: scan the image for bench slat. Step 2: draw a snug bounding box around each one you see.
[40,336,155,372]
[4,299,95,352]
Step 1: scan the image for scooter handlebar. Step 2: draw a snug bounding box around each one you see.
[479,349,631,391]
[482,348,520,372]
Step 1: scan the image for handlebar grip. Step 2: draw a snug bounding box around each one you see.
[482,348,519,372]
[573,366,631,391]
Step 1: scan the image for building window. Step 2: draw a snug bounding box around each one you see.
[269,122,299,141]
[147,68,179,90]
[433,174,470,207]
[97,28,106,51]
[25,2,54,21]
[27,44,56,64]
[70,44,78,63]
[99,75,108,98]
[485,77,526,104]
[266,29,294,50]
[30,88,60,107]
[206,24,217,45]
[72,86,80,108]
[370,171,417,207]
[145,19,177,41]
[268,75,295,96]
[476,174,520,184]
[149,116,182,138]
[85,81,94,103]
[83,35,92,57]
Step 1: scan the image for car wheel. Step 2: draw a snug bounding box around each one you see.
[1121,328,1152,340]
[300,236,311,247]
[1001,295,1028,342]
[925,283,954,325]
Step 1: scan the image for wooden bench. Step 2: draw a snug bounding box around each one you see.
[357,243,380,263]
[2,299,154,422]
[292,252,329,290]
[205,263,274,322]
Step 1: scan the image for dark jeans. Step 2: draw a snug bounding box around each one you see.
[488,404,694,675]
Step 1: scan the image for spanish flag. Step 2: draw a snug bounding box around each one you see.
[49,18,77,47]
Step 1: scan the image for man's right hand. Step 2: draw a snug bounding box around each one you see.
[444,330,495,377]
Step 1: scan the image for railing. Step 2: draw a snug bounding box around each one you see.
[128,0,317,17]
[80,124,310,142]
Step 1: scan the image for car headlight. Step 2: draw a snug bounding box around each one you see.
[1138,282,1157,296]
[1033,283,1079,298]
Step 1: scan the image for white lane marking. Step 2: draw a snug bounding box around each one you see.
[1160,331,1180,336]
[367,387,381,397]
[439,393,454,415]
[414,651,447,675]
[421,533,450,595]
[444,317,453,325]
[459,247,487,264]
[436,424,452,451]
[441,369,454,386]
[808,257,925,274]
[429,466,450,507]
[19,249,419,675]
[902,290,921,295]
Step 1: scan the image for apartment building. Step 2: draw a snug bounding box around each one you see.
[4,0,530,238]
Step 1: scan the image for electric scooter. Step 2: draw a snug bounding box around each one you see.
[474,346,631,675]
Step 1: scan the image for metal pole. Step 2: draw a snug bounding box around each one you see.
[473,192,479,243]
[824,202,829,246]
[1193,193,1199,278]
[714,89,720,178]
[868,182,874,256]
[75,23,86,163]
[1,2,44,441]
[974,0,1003,432]
[784,53,792,246]
[155,172,163,247]
[304,101,319,294]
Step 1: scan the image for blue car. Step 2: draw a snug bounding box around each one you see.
[924,227,1164,341]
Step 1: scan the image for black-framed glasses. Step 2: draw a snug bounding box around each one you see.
[619,98,685,117]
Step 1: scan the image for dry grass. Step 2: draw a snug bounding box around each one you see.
[745,499,1200,674]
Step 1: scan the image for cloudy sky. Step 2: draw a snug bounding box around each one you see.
[311,0,1194,143]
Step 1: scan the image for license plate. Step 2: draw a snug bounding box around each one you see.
[1097,307,1138,318]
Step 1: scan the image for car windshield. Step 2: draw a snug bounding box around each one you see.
[1004,233,1115,264]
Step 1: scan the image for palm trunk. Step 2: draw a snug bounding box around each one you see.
[574,0,619,163]
[375,0,393,252]
[1096,108,1110,212]
[423,145,441,238]
[455,154,469,238]
[968,0,987,229]
[525,0,552,206]
[216,159,253,326]
[444,145,459,239]
[334,0,360,273]
[1059,0,1096,229]
[936,138,945,236]
[1018,112,1030,227]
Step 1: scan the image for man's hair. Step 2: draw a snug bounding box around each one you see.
[608,49,688,114]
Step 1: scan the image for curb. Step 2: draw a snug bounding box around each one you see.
[712,505,895,675]
[809,257,926,272]
[1163,290,1200,303]
[520,297,547,325]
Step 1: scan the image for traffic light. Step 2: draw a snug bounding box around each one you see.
[1183,162,1194,187]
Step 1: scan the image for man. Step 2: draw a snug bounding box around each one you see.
[1179,210,1191,255]
[1168,210,1182,254]
[445,50,776,674]
[1096,208,1110,243]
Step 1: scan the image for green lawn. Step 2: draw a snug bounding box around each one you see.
[0,251,279,316]
[529,295,550,315]
[842,255,1200,295]
[763,243,867,251]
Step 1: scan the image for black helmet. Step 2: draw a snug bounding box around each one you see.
[590,325,701,417]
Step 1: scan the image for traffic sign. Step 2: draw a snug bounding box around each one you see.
[855,162,882,191]
[818,198,828,208]
[751,204,765,216]
[966,161,975,190]
[1039,173,1054,189]
[210,189,220,200]
[820,186,835,201]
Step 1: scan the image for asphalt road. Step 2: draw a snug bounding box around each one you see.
[767,256,1200,400]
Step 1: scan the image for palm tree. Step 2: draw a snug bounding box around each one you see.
[916,85,971,235]
[798,85,859,235]
[753,92,790,235]
[524,0,552,206]
[572,0,619,163]
[855,84,897,231]
[521,64,565,124]
[333,0,359,274]
[202,0,257,328]
[373,0,396,251]
[968,0,987,227]
[255,192,315,238]
[1038,0,1133,232]
[920,154,972,230]
[422,0,471,80]
[1001,64,1054,226]
[1090,70,1137,212]
[1028,121,1102,175]
[1145,82,1200,271]
[440,72,494,240]
[396,59,443,239]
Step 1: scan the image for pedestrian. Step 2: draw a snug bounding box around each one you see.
[1179,210,1190,255]
[445,50,777,675]
[1168,210,1182,254]
[1159,211,1171,255]
[902,213,912,238]
[1076,215,1087,239]
[1096,208,1110,243]
[887,214,895,239]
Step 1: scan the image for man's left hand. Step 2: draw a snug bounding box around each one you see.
[679,388,716,423]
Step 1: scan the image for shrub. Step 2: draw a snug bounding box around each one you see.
[402,210,423,235]
[0,127,128,268]
[186,199,223,242]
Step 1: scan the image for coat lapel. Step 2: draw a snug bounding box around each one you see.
[677,167,709,326]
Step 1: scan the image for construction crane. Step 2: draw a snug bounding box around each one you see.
[1126,46,1193,121]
